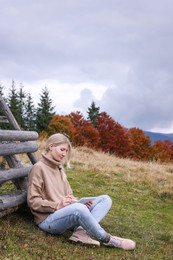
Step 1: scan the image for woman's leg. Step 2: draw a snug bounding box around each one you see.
[38,203,108,241]
[88,195,112,222]
[38,197,136,250]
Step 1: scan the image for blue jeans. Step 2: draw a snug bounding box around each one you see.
[38,195,112,241]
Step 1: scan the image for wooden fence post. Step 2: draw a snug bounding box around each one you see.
[0,94,39,217]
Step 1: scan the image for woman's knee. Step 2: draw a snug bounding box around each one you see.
[73,203,89,216]
[101,194,112,207]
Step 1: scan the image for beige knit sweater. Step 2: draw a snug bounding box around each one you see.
[27,153,73,224]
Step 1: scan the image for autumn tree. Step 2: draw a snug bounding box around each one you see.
[68,111,100,148]
[152,140,172,162]
[95,112,130,157]
[127,127,152,161]
[87,101,100,127]
[166,140,173,161]
[46,114,76,142]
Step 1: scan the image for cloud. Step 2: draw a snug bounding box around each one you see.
[1,0,173,132]
[99,66,173,131]
[24,80,106,116]
[73,88,94,116]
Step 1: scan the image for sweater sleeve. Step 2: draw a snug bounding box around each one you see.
[27,166,59,213]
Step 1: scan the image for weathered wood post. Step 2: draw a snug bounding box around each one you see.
[0,94,39,217]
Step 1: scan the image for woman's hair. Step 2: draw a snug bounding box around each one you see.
[45,133,72,162]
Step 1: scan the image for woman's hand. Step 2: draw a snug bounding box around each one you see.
[68,195,79,203]
[58,195,78,208]
[85,200,93,208]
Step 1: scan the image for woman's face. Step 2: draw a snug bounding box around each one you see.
[49,143,69,162]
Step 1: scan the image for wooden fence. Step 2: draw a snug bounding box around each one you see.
[0,95,38,217]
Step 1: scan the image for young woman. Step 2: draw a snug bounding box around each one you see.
[27,133,136,250]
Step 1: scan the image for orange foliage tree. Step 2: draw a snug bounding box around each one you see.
[42,110,173,164]
[46,114,76,142]
[68,111,100,148]
[166,140,173,161]
[95,112,130,157]
[152,139,173,162]
[127,128,152,161]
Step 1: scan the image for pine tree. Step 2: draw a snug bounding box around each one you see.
[0,84,5,114]
[18,84,27,129]
[24,93,36,131]
[0,84,8,129]
[36,86,55,133]
[7,81,21,128]
[0,84,4,97]
[87,101,100,127]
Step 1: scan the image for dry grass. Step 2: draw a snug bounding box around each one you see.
[4,139,173,199]
[70,146,173,199]
[23,140,173,199]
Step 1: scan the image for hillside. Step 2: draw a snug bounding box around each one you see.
[33,142,173,198]
[71,146,173,197]
[1,145,173,259]
[144,130,173,144]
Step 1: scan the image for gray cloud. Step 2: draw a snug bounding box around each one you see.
[1,0,173,132]
[73,88,94,115]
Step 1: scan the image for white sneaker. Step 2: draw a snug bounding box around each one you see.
[103,235,136,250]
[69,229,100,247]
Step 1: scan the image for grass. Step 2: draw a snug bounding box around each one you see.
[0,145,173,259]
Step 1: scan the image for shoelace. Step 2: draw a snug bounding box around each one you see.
[110,237,122,247]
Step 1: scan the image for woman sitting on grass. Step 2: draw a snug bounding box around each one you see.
[27,133,136,250]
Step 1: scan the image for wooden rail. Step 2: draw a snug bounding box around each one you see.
[0,142,38,156]
[0,129,39,141]
[0,94,39,216]
[0,166,32,184]
[0,190,27,211]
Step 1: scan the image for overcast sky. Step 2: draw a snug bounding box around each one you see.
[1,0,173,133]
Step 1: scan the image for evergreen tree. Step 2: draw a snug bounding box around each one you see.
[24,93,36,131]
[7,81,21,128]
[87,101,100,127]
[0,84,5,114]
[0,84,4,97]
[18,84,27,129]
[0,84,7,129]
[36,86,55,133]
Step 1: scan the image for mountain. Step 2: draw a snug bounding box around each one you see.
[144,131,173,144]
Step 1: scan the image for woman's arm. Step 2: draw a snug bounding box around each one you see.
[27,164,78,213]
[27,181,59,213]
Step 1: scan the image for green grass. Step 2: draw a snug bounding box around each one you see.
[0,166,173,260]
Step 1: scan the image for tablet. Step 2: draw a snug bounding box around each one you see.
[77,197,96,204]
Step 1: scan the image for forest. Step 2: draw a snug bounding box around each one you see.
[1,81,173,163]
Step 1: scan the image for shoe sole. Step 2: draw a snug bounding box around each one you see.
[69,237,100,247]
